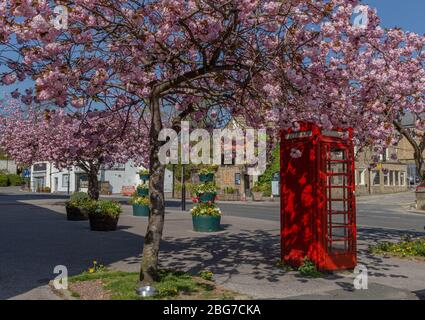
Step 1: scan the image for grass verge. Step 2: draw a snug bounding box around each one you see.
[68,269,245,300]
[369,237,425,259]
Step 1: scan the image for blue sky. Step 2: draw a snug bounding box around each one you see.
[363,0,425,34]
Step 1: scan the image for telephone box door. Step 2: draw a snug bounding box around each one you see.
[321,142,357,270]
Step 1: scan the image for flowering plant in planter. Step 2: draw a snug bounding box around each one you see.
[190,202,221,217]
[65,192,91,221]
[198,166,217,183]
[251,183,264,201]
[193,182,217,196]
[65,192,90,208]
[130,194,150,217]
[198,167,216,175]
[191,180,221,232]
[139,169,150,181]
[136,182,149,196]
[84,200,122,231]
[131,194,150,206]
[137,182,148,190]
[84,200,122,217]
[193,182,217,203]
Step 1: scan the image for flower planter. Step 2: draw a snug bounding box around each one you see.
[252,191,263,201]
[139,173,150,181]
[133,204,150,217]
[89,214,119,231]
[192,215,221,232]
[137,188,149,196]
[199,173,214,183]
[65,205,88,221]
[199,192,216,203]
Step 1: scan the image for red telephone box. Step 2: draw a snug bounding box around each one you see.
[280,123,357,271]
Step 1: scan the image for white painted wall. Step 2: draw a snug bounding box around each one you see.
[30,161,173,195]
[102,161,141,194]
[0,159,18,174]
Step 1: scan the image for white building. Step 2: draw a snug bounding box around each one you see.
[30,161,174,196]
[0,159,18,174]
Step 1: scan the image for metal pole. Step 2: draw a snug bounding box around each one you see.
[67,168,70,195]
[181,164,186,211]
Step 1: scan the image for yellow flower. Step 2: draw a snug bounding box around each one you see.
[89,268,95,273]
[93,260,97,265]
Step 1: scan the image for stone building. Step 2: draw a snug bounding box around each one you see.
[354,137,414,196]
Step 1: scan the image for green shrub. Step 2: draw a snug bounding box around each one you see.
[199,270,214,281]
[7,174,23,186]
[70,192,90,202]
[66,192,90,208]
[370,237,425,257]
[0,174,8,187]
[260,183,272,197]
[223,186,235,194]
[251,182,262,192]
[298,257,323,278]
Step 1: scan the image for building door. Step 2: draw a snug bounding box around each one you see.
[244,174,251,197]
[54,177,59,192]
[33,177,45,192]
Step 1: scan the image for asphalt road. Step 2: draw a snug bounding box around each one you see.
[168,192,425,233]
[1,188,425,233]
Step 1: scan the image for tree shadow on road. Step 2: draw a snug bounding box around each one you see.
[0,198,143,299]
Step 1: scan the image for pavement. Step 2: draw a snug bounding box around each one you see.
[1,187,425,300]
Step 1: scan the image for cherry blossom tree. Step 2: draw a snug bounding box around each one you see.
[0,100,149,199]
[1,0,424,284]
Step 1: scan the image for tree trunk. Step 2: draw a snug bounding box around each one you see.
[140,95,165,284]
[87,164,100,200]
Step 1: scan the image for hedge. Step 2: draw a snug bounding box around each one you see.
[0,173,24,186]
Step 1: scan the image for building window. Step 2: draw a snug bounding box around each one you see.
[62,174,70,188]
[394,171,400,186]
[389,171,395,186]
[235,173,241,185]
[33,163,47,172]
[372,170,380,186]
[400,172,406,186]
[356,168,366,186]
[384,171,389,186]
